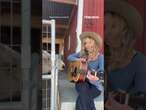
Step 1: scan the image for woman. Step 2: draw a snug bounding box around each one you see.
[105,0,146,110]
[67,32,104,110]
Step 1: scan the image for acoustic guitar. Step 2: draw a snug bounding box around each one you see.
[67,60,103,83]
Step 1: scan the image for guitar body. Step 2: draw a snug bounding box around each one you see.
[67,60,87,83]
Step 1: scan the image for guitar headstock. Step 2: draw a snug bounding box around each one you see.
[90,69,104,80]
[113,89,128,104]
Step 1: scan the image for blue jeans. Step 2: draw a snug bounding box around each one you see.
[75,81,101,110]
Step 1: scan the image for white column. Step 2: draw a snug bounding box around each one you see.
[76,0,84,52]
[50,19,56,110]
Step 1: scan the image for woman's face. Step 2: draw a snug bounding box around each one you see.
[82,37,96,53]
[105,13,126,48]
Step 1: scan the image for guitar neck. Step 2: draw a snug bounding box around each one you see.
[114,91,146,108]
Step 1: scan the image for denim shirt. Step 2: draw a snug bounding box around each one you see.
[67,52,104,91]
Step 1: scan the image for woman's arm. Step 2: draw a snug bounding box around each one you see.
[67,52,80,61]
[98,54,104,73]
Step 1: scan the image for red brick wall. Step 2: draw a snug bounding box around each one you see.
[82,0,104,37]
[82,0,104,53]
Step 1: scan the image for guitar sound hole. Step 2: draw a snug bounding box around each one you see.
[91,71,96,76]
[71,67,78,77]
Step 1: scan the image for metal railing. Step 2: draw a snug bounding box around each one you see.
[42,19,59,110]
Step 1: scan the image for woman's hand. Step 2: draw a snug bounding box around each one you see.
[79,57,87,62]
[105,92,134,110]
[87,71,99,81]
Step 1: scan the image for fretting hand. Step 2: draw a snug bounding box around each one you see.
[105,92,134,110]
[79,57,87,62]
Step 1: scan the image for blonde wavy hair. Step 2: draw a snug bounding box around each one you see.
[80,32,102,56]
